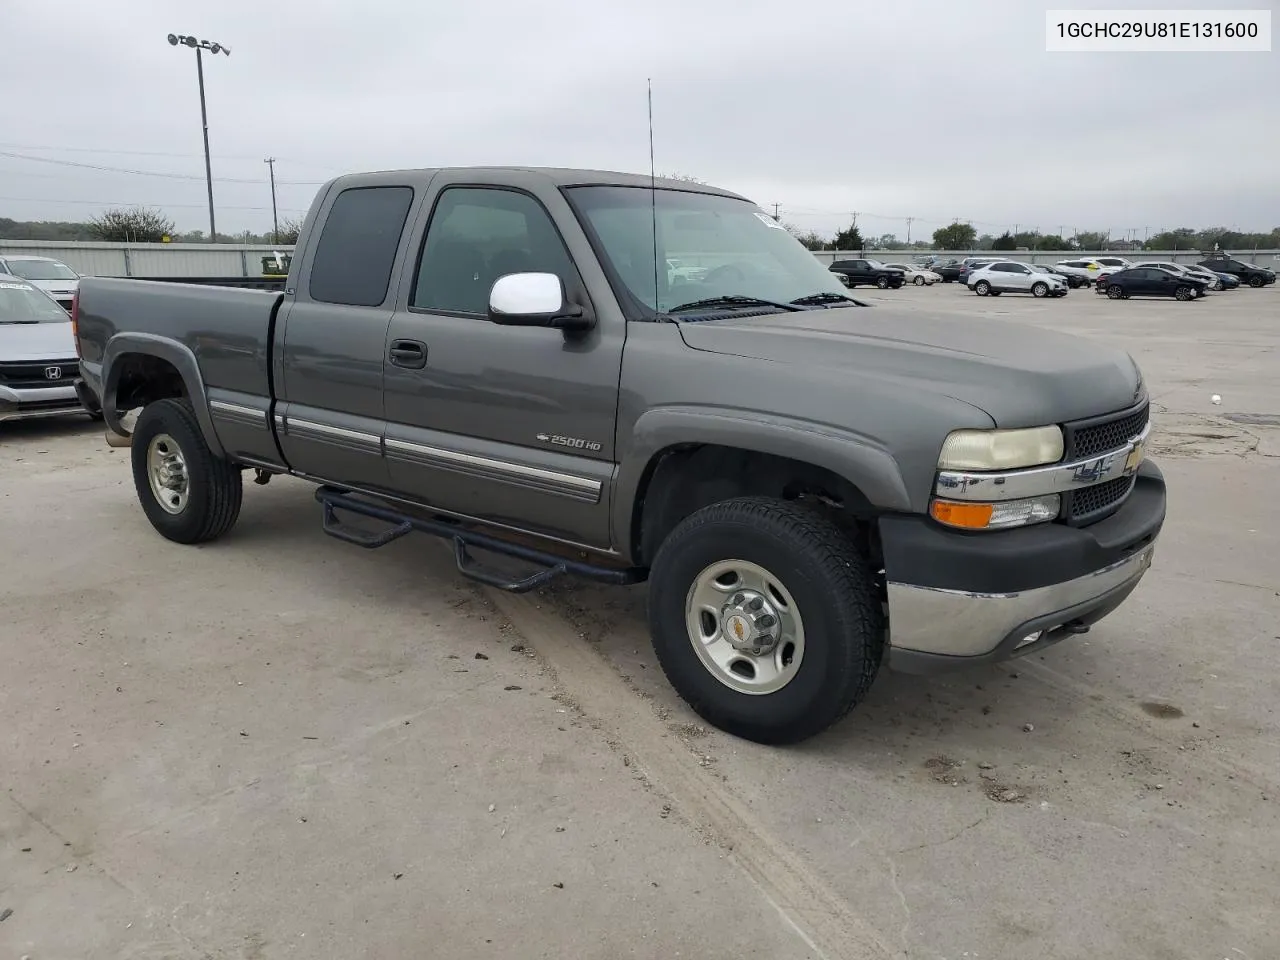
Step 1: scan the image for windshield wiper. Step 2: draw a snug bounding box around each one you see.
[666,295,803,314]
[789,292,865,307]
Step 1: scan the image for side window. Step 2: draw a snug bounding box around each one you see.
[308,186,414,307]
[412,187,578,315]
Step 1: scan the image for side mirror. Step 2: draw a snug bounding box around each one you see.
[487,272,593,331]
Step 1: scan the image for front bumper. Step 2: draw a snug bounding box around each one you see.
[883,461,1165,674]
[0,382,85,422]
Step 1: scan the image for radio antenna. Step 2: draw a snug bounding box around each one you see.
[648,78,659,314]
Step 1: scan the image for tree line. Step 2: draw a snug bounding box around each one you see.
[4,203,1277,254]
[787,219,1280,253]
[0,206,302,244]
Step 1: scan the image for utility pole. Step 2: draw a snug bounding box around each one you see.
[905,216,914,244]
[168,33,230,242]
[264,157,280,243]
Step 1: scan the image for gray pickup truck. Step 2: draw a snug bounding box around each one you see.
[74,167,1165,744]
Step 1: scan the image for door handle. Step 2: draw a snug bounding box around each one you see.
[388,339,427,369]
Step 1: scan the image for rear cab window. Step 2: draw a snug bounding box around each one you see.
[308,186,415,306]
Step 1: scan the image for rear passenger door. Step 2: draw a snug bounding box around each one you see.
[274,182,419,488]
[380,179,623,549]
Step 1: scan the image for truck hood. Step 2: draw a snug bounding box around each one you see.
[0,320,78,362]
[675,306,1143,427]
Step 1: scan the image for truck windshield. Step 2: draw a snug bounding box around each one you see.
[565,186,847,316]
[0,282,69,323]
[5,260,79,281]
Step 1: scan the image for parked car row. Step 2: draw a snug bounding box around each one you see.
[1095,255,1274,301]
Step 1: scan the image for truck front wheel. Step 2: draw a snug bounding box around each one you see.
[647,497,883,744]
[131,398,243,544]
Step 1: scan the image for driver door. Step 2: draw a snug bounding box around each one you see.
[381,179,623,549]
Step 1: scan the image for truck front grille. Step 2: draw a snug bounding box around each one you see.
[1058,400,1150,525]
[1066,402,1149,459]
[1068,476,1135,523]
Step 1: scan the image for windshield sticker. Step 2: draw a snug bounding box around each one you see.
[753,212,787,230]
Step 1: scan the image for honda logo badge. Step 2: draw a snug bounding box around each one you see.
[44,366,63,380]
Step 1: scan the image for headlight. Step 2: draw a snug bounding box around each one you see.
[938,426,1064,470]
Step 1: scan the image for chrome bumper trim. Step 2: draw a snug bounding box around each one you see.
[887,540,1157,658]
[936,421,1151,502]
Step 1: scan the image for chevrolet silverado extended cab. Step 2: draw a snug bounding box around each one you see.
[74,167,1165,744]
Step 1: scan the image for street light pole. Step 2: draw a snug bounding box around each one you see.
[264,157,279,243]
[168,33,230,243]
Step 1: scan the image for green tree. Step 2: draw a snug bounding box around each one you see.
[932,222,977,250]
[1073,231,1107,251]
[832,219,863,252]
[1037,234,1067,250]
[89,206,176,243]
[1146,227,1197,250]
[991,231,1017,251]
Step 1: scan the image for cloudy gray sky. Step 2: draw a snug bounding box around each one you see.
[3,0,1277,240]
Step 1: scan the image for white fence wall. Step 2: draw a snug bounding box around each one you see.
[0,240,296,277]
[2,239,1276,277]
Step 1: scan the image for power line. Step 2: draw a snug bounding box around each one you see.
[0,150,325,185]
[0,195,308,213]
[0,141,342,172]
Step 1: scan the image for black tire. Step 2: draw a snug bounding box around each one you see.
[1107,284,1125,299]
[647,497,882,745]
[86,410,105,422]
[974,280,991,296]
[1031,281,1049,298]
[1248,274,1264,288]
[875,275,890,289]
[1174,285,1193,301]
[913,275,925,286]
[131,398,243,544]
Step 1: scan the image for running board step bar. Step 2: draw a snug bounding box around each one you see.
[315,486,645,594]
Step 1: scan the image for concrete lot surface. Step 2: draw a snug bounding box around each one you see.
[2,283,1277,959]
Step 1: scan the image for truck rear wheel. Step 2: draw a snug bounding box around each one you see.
[131,398,242,544]
[647,496,883,745]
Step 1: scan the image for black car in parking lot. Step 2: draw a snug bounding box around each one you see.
[1103,266,1209,301]
[931,260,964,282]
[828,258,906,289]
[1197,256,1276,288]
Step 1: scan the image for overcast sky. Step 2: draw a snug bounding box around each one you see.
[3,0,1277,240]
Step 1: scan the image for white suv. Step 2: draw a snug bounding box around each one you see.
[968,260,1069,298]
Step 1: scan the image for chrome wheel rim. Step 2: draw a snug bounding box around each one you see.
[685,559,805,695]
[147,433,189,514]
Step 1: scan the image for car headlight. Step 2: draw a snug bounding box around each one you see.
[938,426,1064,471]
